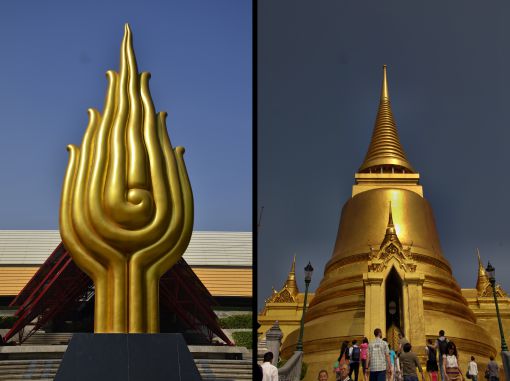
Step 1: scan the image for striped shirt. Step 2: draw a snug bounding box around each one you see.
[368,337,390,372]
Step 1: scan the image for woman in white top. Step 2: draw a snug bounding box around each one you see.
[468,356,478,381]
[442,342,464,381]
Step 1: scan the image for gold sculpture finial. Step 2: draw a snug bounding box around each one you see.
[290,254,296,274]
[381,65,389,100]
[60,24,194,333]
[358,65,415,174]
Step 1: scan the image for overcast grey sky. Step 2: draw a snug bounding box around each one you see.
[258,1,510,310]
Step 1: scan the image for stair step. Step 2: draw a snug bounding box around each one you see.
[197,369,252,374]
[196,367,252,372]
[0,372,57,381]
[0,360,61,366]
[0,365,59,371]
[0,353,253,380]
[194,359,252,364]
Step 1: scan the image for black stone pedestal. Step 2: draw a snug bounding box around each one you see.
[55,333,202,381]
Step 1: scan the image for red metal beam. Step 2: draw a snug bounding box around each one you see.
[10,243,66,307]
[3,243,232,347]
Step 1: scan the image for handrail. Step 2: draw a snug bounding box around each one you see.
[278,350,303,381]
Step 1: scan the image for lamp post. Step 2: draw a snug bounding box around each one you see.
[486,261,510,381]
[296,262,313,352]
[486,261,508,352]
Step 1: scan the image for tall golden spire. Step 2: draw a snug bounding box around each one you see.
[358,65,415,173]
[477,248,486,277]
[265,255,300,303]
[380,201,401,249]
[476,248,490,294]
[283,255,299,294]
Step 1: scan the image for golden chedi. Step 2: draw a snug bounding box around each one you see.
[279,66,497,380]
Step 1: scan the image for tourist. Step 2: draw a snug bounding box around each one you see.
[399,342,425,381]
[338,363,352,381]
[318,369,330,381]
[425,339,439,381]
[398,333,410,354]
[261,352,278,381]
[366,328,392,381]
[395,353,403,381]
[442,342,463,381]
[467,356,478,381]
[486,356,499,381]
[349,340,361,381]
[436,330,449,381]
[361,337,369,380]
[334,341,350,375]
[388,344,396,381]
[336,341,351,370]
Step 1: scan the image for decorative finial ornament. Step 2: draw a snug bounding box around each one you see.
[381,201,401,248]
[60,24,194,333]
[477,248,486,277]
[358,65,415,173]
[388,200,394,227]
[284,255,299,294]
[381,65,389,100]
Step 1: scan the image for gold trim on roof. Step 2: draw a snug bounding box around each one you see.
[359,65,415,173]
[368,202,416,273]
[266,255,300,303]
[476,249,507,297]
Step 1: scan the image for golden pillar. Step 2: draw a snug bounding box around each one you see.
[363,272,384,337]
[60,24,193,333]
[402,273,425,346]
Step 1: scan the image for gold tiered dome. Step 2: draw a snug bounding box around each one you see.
[280,66,496,381]
[359,65,415,173]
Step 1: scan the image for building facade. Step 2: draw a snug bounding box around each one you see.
[0,230,252,306]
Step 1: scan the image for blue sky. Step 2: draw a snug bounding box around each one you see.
[0,0,251,231]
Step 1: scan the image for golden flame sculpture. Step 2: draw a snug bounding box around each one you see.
[60,24,193,333]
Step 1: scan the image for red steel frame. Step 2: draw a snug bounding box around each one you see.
[3,243,232,346]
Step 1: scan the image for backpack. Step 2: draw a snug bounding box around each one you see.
[427,345,437,361]
[351,346,361,362]
[437,338,449,355]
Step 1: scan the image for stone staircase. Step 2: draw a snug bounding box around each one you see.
[23,333,73,346]
[0,359,59,380]
[257,337,268,363]
[0,358,253,380]
[194,359,253,380]
[0,333,252,380]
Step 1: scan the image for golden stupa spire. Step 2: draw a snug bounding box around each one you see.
[387,201,395,229]
[283,255,299,294]
[266,255,299,303]
[476,248,490,294]
[381,201,401,248]
[477,248,486,277]
[358,65,415,173]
